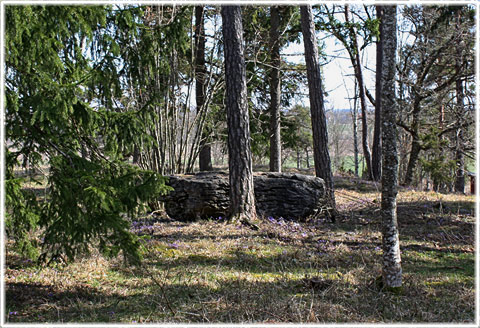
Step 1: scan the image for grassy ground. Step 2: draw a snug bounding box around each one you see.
[4,176,475,323]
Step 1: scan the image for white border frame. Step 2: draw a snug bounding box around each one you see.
[0,1,478,327]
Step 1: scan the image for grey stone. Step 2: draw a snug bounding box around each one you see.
[160,171,327,221]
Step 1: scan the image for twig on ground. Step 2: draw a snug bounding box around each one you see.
[144,265,177,317]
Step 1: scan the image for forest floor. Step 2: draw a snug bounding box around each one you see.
[5,176,476,323]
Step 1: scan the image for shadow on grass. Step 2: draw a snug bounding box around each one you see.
[395,202,474,247]
[6,176,475,323]
[333,176,382,193]
[6,257,475,323]
[402,250,475,277]
[5,276,312,323]
[6,281,129,322]
[333,196,474,249]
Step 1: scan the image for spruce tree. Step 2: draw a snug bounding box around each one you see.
[5,5,171,264]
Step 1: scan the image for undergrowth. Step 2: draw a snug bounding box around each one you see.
[5,177,475,323]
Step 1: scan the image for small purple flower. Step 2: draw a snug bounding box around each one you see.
[9,311,18,316]
[301,232,307,238]
[375,246,381,251]
[267,216,276,223]
[168,242,179,249]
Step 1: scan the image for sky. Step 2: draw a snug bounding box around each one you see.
[282,30,377,112]
[202,6,378,113]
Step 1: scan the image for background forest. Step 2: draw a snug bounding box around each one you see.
[3,3,476,324]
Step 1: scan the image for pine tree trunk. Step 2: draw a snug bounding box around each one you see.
[380,5,402,289]
[300,5,336,216]
[403,133,421,186]
[195,6,213,172]
[345,6,373,181]
[372,5,383,181]
[269,6,282,173]
[132,144,140,164]
[296,147,300,169]
[221,5,257,222]
[455,119,465,193]
[305,147,310,169]
[403,96,422,186]
[454,12,465,193]
[353,80,359,177]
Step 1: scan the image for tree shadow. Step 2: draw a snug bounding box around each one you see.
[333,176,382,193]
[6,281,129,322]
[6,179,475,323]
[6,258,474,323]
[395,199,474,247]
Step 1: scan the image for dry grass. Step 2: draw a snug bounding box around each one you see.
[5,176,475,323]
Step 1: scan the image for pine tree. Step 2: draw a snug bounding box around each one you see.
[300,5,336,218]
[269,6,282,172]
[221,5,257,223]
[195,5,213,172]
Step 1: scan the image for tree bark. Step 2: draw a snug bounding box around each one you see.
[380,5,402,289]
[305,147,310,169]
[300,5,336,217]
[296,147,300,169]
[345,6,373,181]
[403,137,422,187]
[454,86,465,193]
[454,11,465,193]
[221,5,257,222]
[269,6,282,173]
[372,5,383,181]
[195,6,213,172]
[352,80,359,177]
[402,95,422,186]
[132,144,140,164]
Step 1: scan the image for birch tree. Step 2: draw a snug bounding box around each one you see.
[380,5,402,289]
[372,5,383,181]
